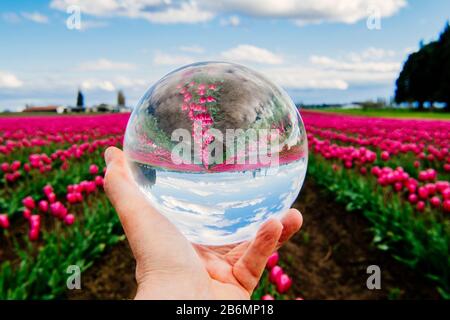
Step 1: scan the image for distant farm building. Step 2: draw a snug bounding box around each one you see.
[23,105,66,113]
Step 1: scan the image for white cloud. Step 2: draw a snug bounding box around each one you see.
[310,55,401,73]
[263,66,349,90]
[259,47,403,90]
[50,0,407,26]
[208,0,406,25]
[153,52,195,65]
[81,80,115,91]
[78,59,136,71]
[220,15,240,26]
[0,71,23,88]
[50,0,214,24]
[21,12,49,24]
[113,76,148,89]
[347,47,396,62]
[216,197,265,209]
[79,20,109,30]
[221,45,283,65]
[179,45,205,54]
[144,1,214,24]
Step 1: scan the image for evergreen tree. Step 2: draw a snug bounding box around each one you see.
[395,22,450,111]
[117,90,126,107]
[76,90,84,107]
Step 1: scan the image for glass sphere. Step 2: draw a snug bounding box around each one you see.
[124,61,307,245]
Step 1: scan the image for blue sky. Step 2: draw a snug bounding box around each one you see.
[0,0,449,110]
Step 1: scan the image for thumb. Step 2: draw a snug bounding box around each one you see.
[103,147,190,263]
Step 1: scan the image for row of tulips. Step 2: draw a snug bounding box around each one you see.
[252,252,303,300]
[0,114,129,299]
[301,111,450,298]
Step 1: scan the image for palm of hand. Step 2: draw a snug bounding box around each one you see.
[104,147,302,300]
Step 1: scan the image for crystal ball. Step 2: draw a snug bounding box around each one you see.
[124,61,308,245]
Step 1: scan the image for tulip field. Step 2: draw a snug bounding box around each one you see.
[0,111,449,299]
[303,111,450,298]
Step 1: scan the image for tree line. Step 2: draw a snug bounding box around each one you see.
[395,23,450,111]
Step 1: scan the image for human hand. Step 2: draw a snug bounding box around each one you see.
[104,146,303,300]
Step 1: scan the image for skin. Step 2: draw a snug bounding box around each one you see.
[104,146,303,300]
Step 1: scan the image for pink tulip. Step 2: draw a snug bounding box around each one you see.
[442,188,450,200]
[47,192,56,203]
[89,164,99,175]
[0,214,10,229]
[64,214,75,225]
[380,151,390,161]
[29,227,39,241]
[266,252,279,270]
[418,187,429,200]
[408,194,418,204]
[0,162,9,173]
[75,192,83,202]
[94,175,104,187]
[22,196,35,210]
[23,208,32,220]
[276,274,292,293]
[59,207,68,219]
[261,295,275,300]
[394,182,403,192]
[416,201,426,212]
[30,215,41,230]
[50,202,63,217]
[425,183,436,196]
[430,196,441,208]
[67,193,78,204]
[43,184,53,196]
[85,181,96,194]
[371,166,381,176]
[11,160,21,171]
[443,200,450,213]
[38,200,49,213]
[269,265,283,284]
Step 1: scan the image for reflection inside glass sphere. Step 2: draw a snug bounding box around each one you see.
[124,61,308,245]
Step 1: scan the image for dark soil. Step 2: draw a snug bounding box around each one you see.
[66,179,440,300]
[66,240,137,300]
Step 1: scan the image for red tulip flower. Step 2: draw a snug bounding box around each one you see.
[38,200,49,213]
[269,265,283,284]
[22,196,36,210]
[416,201,426,212]
[64,214,75,225]
[430,196,441,208]
[266,252,279,270]
[276,274,293,294]
[29,227,39,241]
[0,214,10,229]
[89,164,99,175]
[0,162,9,173]
[43,185,53,196]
